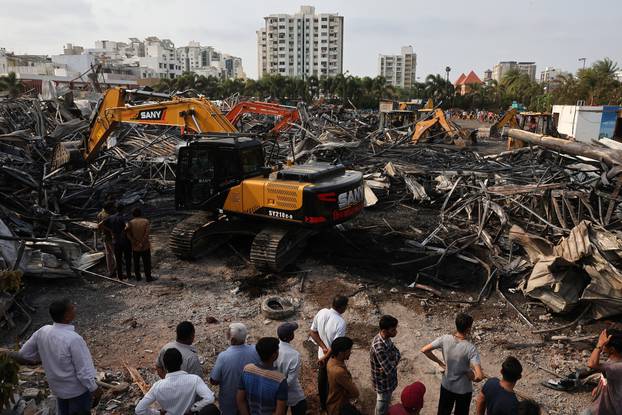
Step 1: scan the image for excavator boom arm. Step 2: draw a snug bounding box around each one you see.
[53,87,237,168]
[412,109,464,143]
[225,101,300,133]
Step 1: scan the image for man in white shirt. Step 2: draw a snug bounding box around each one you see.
[8,299,101,415]
[309,295,348,411]
[275,322,306,415]
[136,348,216,415]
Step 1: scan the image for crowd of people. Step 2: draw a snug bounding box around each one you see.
[4,295,622,415]
[448,110,499,123]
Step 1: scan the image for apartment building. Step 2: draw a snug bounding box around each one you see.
[176,42,245,79]
[539,67,570,90]
[378,46,417,89]
[257,5,344,79]
[491,61,537,82]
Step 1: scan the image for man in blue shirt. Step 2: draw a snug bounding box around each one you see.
[210,323,259,415]
[237,337,287,415]
[476,356,522,415]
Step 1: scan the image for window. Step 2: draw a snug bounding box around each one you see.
[239,148,264,176]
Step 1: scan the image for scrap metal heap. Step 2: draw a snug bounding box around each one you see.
[1,94,622,325]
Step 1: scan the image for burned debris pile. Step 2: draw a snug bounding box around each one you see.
[1,95,622,323]
[0,96,182,332]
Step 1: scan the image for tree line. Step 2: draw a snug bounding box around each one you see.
[1,58,619,112]
[152,58,621,112]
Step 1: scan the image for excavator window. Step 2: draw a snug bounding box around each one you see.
[239,147,265,176]
[190,151,215,180]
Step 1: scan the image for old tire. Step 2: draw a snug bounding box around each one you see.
[261,296,295,320]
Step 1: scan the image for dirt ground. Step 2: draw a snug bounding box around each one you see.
[2,206,602,414]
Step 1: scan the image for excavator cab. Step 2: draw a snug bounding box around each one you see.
[175,136,264,210]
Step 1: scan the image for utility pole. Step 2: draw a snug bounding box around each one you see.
[578,57,586,70]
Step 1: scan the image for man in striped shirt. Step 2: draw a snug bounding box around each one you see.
[237,337,287,415]
[370,315,401,415]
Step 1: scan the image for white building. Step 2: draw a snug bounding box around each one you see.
[257,5,344,79]
[539,67,569,83]
[140,37,182,79]
[176,42,245,79]
[492,61,537,82]
[378,46,417,89]
[552,105,622,142]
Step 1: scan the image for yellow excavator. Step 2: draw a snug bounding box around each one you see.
[485,109,560,149]
[411,108,475,147]
[488,108,519,139]
[52,88,364,271]
[51,88,237,168]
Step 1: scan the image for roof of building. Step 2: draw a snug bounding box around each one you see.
[459,70,483,85]
[454,73,466,86]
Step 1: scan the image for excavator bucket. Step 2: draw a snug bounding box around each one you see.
[51,141,84,170]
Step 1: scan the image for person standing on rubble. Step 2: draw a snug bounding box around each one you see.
[155,321,203,379]
[97,201,116,278]
[370,315,401,415]
[420,313,484,415]
[309,295,349,412]
[6,299,102,415]
[275,322,307,415]
[100,203,132,280]
[582,329,622,414]
[210,323,260,415]
[126,207,153,282]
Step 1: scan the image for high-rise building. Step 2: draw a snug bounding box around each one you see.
[492,61,536,82]
[378,46,417,89]
[256,5,344,79]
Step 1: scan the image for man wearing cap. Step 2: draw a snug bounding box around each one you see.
[275,322,306,415]
[388,382,426,415]
[210,323,259,415]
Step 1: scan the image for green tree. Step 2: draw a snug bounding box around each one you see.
[0,72,24,98]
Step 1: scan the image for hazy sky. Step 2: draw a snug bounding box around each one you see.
[2,0,621,81]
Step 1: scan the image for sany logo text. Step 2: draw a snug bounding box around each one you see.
[338,186,363,209]
[137,109,165,120]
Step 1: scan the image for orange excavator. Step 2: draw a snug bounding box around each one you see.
[225,101,300,134]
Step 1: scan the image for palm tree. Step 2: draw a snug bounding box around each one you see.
[425,74,452,104]
[593,58,619,78]
[0,72,24,98]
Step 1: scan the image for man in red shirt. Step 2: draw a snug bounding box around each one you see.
[388,382,426,415]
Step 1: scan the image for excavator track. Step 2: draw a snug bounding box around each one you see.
[250,226,315,272]
[169,212,228,259]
